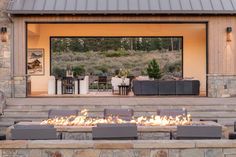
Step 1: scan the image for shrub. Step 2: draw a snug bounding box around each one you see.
[141,69,147,76]
[102,50,129,57]
[72,66,85,77]
[146,59,162,79]
[94,65,109,75]
[164,61,182,73]
[52,67,66,78]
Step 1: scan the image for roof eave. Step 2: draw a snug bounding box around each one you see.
[6,10,236,16]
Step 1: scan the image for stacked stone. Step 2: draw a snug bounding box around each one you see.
[208,74,236,98]
[0,0,12,97]
[61,132,170,140]
[0,140,236,157]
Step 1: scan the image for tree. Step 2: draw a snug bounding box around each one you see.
[160,38,171,52]
[83,38,101,52]
[69,38,85,52]
[146,59,162,79]
[100,38,121,51]
[150,38,162,51]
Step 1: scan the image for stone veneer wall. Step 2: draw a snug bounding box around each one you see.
[0,0,12,97]
[208,74,236,98]
[1,140,236,157]
[0,0,27,98]
[61,132,170,140]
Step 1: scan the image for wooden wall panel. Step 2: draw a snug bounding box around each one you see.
[13,17,26,76]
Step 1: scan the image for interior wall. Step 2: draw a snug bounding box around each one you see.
[27,23,206,95]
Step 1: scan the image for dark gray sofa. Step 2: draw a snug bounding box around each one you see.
[132,80,200,96]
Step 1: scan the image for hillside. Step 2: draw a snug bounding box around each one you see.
[51,50,182,77]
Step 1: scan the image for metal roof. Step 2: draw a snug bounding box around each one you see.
[7,0,236,15]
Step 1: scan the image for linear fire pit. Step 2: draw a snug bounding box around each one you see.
[6,109,229,140]
[6,121,228,140]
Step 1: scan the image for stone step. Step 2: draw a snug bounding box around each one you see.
[5,107,236,113]
[5,105,236,112]
[0,118,44,122]
[7,102,236,107]
[3,111,236,122]
[0,121,14,127]
[1,113,47,118]
[3,110,236,118]
[7,98,236,106]
[3,98,236,130]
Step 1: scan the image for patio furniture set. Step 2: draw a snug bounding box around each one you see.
[48,75,200,96]
[48,76,90,95]
[48,75,133,95]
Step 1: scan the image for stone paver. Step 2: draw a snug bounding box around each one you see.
[180,149,204,157]
[205,149,223,157]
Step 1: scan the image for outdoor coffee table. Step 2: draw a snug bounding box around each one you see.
[118,85,129,95]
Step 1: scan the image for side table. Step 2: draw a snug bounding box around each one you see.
[118,85,129,95]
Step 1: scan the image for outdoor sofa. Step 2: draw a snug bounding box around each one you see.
[132,80,200,96]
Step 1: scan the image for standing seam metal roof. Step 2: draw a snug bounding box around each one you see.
[7,0,236,15]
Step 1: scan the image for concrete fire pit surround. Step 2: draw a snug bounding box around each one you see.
[7,121,229,140]
[1,140,236,157]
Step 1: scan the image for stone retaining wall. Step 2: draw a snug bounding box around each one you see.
[61,132,170,140]
[1,140,236,157]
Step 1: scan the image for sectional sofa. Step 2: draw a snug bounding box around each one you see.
[132,80,200,96]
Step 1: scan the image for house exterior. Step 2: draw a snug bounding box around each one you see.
[0,0,236,98]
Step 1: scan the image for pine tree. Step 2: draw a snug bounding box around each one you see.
[146,59,162,79]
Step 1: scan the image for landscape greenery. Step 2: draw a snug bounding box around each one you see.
[51,37,182,79]
[146,59,162,79]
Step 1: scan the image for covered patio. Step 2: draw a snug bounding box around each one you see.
[26,23,206,97]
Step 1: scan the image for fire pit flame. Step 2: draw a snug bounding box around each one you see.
[41,109,191,126]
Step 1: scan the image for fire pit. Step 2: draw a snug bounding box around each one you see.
[7,109,228,140]
[41,109,191,127]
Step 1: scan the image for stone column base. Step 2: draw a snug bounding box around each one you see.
[208,74,236,98]
[13,76,26,98]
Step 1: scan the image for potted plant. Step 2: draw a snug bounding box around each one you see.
[118,68,130,85]
[146,59,162,80]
